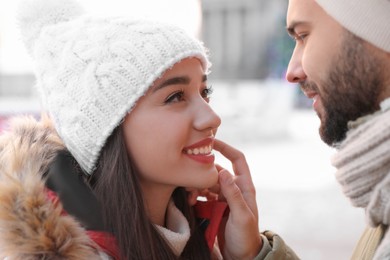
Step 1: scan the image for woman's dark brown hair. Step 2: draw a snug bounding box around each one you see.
[88,126,211,259]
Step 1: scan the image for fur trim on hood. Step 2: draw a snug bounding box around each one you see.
[0,115,102,259]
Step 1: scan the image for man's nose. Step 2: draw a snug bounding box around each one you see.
[286,46,306,83]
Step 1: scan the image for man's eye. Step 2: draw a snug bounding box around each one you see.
[165,91,184,103]
[295,34,308,42]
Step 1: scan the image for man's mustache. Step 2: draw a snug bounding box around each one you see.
[300,80,319,93]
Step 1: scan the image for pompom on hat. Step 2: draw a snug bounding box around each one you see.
[17,0,210,174]
[315,0,390,53]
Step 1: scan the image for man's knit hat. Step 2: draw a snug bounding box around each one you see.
[17,0,210,174]
[315,0,390,53]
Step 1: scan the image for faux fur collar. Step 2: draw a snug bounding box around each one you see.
[0,115,102,259]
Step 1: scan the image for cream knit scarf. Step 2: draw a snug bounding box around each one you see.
[155,200,191,256]
[332,98,390,260]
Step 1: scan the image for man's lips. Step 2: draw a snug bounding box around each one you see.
[302,89,317,99]
[300,82,321,112]
[302,89,321,112]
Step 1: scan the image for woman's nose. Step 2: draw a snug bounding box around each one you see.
[193,100,221,132]
[286,46,306,83]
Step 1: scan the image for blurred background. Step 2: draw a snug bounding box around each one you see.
[0,0,365,259]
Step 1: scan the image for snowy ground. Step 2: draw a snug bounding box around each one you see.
[0,79,366,259]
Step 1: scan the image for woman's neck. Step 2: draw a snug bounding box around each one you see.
[140,182,175,226]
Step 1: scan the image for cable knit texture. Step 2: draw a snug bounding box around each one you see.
[155,201,191,256]
[16,0,210,174]
[332,98,390,259]
[315,0,390,53]
[155,201,223,259]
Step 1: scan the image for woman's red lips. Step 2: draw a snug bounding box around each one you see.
[183,137,214,151]
[183,137,215,164]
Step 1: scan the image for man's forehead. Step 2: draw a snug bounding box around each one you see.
[287,0,329,31]
[287,0,321,24]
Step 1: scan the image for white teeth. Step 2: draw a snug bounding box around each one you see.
[186,145,212,155]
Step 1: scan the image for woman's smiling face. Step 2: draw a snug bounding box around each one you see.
[122,57,221,193]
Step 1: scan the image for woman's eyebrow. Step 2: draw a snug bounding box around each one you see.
[202,74,207,82]
[153,74,207,92]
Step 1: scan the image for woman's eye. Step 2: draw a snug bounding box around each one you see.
[165,91,184,104]
[201,85,214,100]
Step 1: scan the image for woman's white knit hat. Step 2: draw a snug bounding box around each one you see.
[17,0,210,174]
[315,0,390,53]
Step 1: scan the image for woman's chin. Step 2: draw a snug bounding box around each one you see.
[201,169,219,189]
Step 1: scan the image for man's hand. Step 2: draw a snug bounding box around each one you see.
[214,139,262,260]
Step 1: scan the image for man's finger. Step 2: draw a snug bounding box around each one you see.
[219,170,250,216]
[214,139,258,216]
[214,139,251,178]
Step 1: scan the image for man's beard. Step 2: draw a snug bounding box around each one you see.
[302,32,385,146]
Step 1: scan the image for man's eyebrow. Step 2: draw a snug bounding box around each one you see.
[286,21,307,37]
[153,74,207,92]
